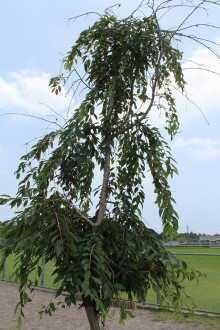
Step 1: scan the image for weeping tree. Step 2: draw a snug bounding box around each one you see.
[0,1,219,329]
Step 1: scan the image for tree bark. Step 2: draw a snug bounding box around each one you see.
[84,298,100,330]
[96,142,111,226]
[96,76,116,226]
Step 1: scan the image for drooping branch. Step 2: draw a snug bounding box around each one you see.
[124,0,145,19]
[112,73,158,138]
[174,33,220,58]
[105,4,121,15]
[112,35,163,139]
[0,112,62,127]
[66,11,102,23]
[170,1,207,38]
[39,103,66,122]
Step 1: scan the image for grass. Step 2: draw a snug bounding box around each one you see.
[166,246,220,254]
[1,246,220,313]
[164,247,220,313]
[149,308,220,329]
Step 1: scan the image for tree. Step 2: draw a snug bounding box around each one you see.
[0,1,219,329]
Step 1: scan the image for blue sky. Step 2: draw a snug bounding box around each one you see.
[0,0,220,235]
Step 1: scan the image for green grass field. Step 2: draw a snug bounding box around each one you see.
[1,247,220,313]
[166,246,220,254]
[167,247,220,313]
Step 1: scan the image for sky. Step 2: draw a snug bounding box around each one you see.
[0,0,220,235]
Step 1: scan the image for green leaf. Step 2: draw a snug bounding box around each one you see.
[55,242,63,257]
[92,276,102,286]
[113,283,124,290]
[137,208,142,216]
[55,287,63,298]
[69,232,79,242]
[0,198,9,205]
[16,317,22,330]
[50,303,56,312]
[68,242,76,253]
[14,302,20,315]
[17,199,22,208]
[126,310,135,319]
[85,270,91,281]
[23,293,29,304]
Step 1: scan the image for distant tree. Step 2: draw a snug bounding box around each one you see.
[1,1,219,329]
[172,232,200,243]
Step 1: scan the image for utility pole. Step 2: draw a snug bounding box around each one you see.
[187,225,189,245]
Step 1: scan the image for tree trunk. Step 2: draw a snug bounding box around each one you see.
[96,142,111,225]
[96,76,116,226]
[84,298,100,330]
[128,292,132,300]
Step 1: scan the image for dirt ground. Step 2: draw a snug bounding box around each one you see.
[0,282,212,330]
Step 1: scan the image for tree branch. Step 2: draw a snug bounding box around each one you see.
[0,113,62,128]
[67,200,95,227]
[66,12,102,24]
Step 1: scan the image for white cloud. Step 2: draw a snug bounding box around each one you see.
[0,71,69,116]
[174,41,220,120]
[183,47,220,108]
[140,37,220,128]
[1,37,219,125]
[173,137,220,159]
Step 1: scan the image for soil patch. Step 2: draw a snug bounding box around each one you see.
[0,282,211,329]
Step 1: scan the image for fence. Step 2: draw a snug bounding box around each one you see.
[1,252,220,314]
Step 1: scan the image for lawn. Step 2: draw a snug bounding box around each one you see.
[149,308,220,329]
[1,247,220,313]
[166,247,220,313]
[166,246,220,254]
